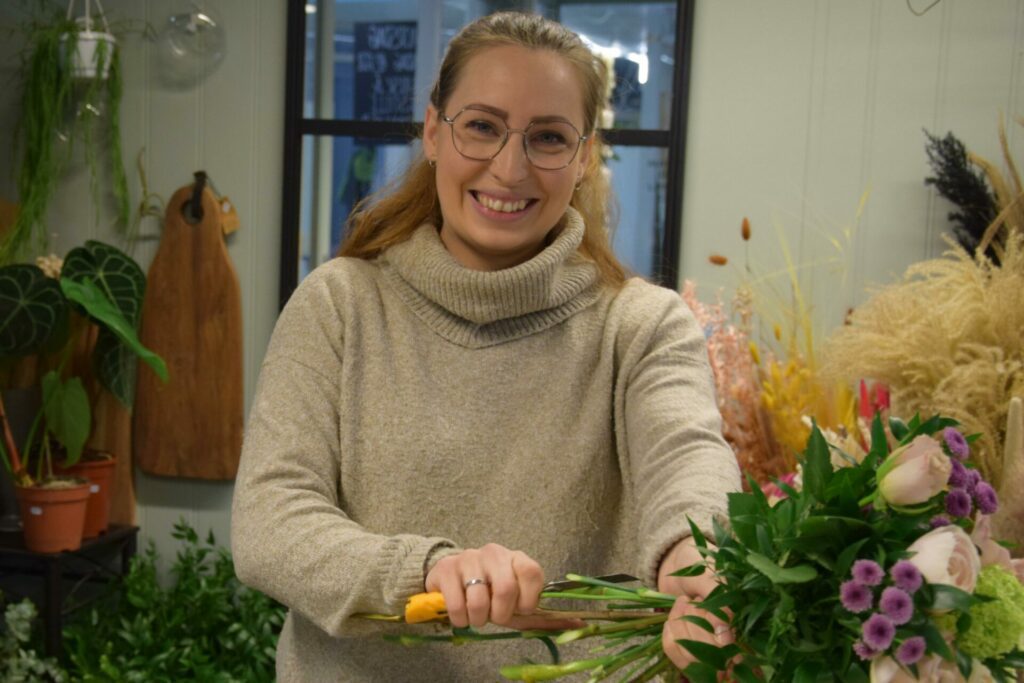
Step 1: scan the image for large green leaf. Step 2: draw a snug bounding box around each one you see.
[60,278,168,405]
[62,241,145,326]
[0,264,68,357]
[41,370,90,467]
[60,240,166,405]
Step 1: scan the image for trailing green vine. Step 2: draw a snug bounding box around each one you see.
[4,5,132,264]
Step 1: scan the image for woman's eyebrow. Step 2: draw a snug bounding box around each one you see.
[461,102,576,126]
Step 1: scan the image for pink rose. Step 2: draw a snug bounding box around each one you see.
[878,435,952,506]
[907,524,981,594]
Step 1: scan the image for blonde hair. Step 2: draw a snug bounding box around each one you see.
[338,11,626,287]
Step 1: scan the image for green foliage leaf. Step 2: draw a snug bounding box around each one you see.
[802,422,832,502]
[676,640,740,671]
[0,264,68,357]
[670,564,707,578]
[60,277,168,400]
[929,584,977,613]
[40,370,90,467]
[746,552,818,584]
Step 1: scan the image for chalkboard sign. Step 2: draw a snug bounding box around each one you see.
[353,21,417,121]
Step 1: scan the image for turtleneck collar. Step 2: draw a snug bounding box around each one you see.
[380,208,601,348]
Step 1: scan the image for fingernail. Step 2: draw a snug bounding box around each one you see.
[714,624,729,635]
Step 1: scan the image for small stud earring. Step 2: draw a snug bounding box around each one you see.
[428,159,436,168]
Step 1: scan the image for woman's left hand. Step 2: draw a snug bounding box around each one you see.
[657,536,734,671]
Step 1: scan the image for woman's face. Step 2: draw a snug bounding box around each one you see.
[423,45,591,271]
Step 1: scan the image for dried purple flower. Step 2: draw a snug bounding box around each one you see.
[862,613,896,651]
[974,481,999,515]
[853,640,879,661]
[945,487,972,518]
[852,559,884,586]
[879,587,913,625]
[840,580,874,613]
[890,560,923,594]
[895,636,926,665]
[943,427,969,460]
[948,459,968,488]
[930,515,951,528]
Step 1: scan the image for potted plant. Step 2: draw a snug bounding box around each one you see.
[1,0,130,264]
[0,241,167,552]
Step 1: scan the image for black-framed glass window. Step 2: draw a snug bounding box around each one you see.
[280,0,693,309]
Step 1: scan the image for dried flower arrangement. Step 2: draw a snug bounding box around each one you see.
[682,215,859,485]
[823,119,1024,492]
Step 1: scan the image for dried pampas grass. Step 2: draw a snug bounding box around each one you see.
[823,119,1024,488]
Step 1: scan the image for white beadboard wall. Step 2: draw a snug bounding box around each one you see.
[0,0,1021,565]
[681,0,1024,336]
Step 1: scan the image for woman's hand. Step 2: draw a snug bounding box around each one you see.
[425,544,579,631]
[657,536,734,671]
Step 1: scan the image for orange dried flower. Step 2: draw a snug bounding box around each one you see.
[741,217,751,241]
[709,254,728,266]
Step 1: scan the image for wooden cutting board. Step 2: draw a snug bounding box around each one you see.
[133,181,243,479]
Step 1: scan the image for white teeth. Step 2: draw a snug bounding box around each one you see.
[477,194,528,213]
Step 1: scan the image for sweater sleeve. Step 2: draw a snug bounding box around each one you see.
[614,282,741,587]
[231,265,460,637]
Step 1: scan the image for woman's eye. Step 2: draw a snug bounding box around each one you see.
[466,120,499,135]
[532,131,568,147]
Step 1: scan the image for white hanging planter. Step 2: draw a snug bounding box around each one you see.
[62,0,116,80]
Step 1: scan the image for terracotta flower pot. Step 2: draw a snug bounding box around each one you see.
[14,481,90,553]
[55,453,116,538]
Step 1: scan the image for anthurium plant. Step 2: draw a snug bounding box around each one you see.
[0,240,167,486]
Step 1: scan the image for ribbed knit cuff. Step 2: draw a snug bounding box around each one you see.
[383,536,460,613]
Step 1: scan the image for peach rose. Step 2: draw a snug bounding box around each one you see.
[872,654,992,683]
[878,435,952,506]
[970,514,1015,572]
[907,524,981,594]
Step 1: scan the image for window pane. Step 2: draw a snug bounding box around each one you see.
[299,137,666,280]
[303,0,676,130]
[607,146,668,277]
[299,135,418,280]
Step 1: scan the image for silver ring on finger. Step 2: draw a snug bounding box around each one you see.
[464,577,489,589]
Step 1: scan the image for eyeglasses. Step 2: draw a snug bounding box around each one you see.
[440,106,587,171]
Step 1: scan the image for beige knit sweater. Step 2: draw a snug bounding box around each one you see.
[231,209,741,681]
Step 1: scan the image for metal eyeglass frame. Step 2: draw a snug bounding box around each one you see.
[440,106,588,170]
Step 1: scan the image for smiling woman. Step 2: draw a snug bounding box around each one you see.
[278,0,690,306]
[234,9,737,683]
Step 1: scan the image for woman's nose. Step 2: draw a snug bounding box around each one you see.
[488,133,532,183]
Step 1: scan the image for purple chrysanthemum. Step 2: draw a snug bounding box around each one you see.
[895,636,926,665]
[974,481,999,515]
[852,559,885,586]
[840,580,874,613]
[943,427,969,460]
[890,560,923,594]
[948,459,968,488]
[853,640,879,661]
[862,613,896,651]
[879,587,913,625]
[945,487,972,518]
[930,515,951,528]
[966,468,982,493]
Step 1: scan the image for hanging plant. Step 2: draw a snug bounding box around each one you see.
[3,1,131,264]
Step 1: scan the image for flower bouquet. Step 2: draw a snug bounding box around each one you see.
[393,414,1024,682]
